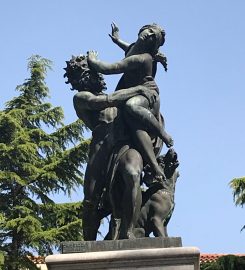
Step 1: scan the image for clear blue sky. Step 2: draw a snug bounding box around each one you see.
[1,1,245,254]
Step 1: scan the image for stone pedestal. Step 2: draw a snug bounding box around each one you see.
[45,238,200,270]
[61,237,182,254]
[46,247,199,270]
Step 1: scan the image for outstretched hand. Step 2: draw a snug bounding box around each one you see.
[87,50,98,62]
[109,22,120,43]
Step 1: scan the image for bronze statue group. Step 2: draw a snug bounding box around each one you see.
[64,23,179,241]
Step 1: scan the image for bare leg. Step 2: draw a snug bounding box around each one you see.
[84,136,109,203]
[125,95,173,147]
[83,135,111,240]
[109,175,124,240]
[133,128,165,180]
[82,200,101,240]
[119,149,143,239]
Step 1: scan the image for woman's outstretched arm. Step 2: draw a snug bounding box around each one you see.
[87,50,150,75]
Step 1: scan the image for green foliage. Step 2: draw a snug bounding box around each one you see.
[0,252,4,268]
[229,176,245,231]
[201,255,245,270]
[0,55,88,269]
[32,201,84,255]
[229,177,245,207]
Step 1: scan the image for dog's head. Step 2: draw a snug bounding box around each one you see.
[143,148,179,187]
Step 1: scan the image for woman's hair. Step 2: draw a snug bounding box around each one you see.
[154,51,168,72]
[64,55,106,92]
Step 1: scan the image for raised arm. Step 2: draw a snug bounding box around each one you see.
[109,22,130,52]
[87,50,149,75]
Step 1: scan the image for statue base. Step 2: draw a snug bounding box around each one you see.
[61,237,182,253]
[45,238,200,270]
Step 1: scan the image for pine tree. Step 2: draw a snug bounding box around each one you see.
[0,55,89,269]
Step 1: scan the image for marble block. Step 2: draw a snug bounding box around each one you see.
[46,246,200,270]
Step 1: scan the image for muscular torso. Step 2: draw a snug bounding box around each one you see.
[74,91,117,131]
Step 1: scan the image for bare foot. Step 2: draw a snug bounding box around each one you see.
[161,131,174,148]
[166,137,174,148]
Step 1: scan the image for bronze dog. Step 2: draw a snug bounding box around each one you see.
[134,148,179,237]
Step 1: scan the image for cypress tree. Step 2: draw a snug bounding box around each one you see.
[0,55,89,269]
